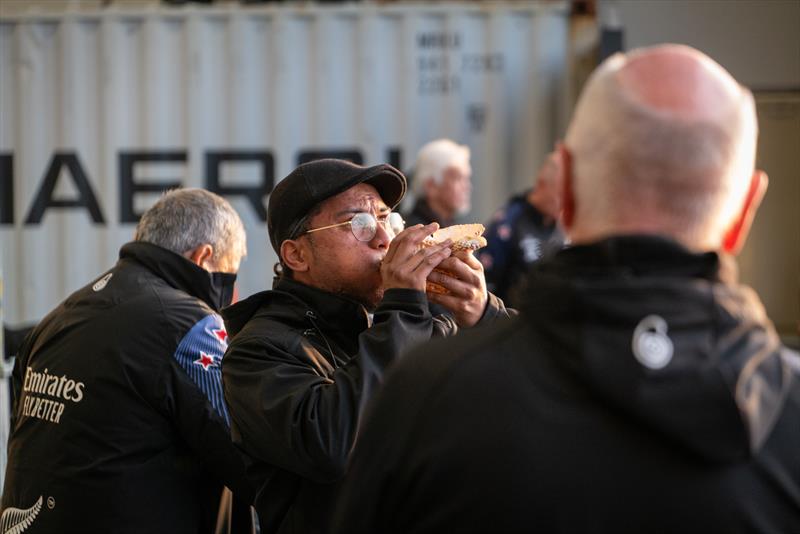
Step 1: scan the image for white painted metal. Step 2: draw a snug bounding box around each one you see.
[0,256,11,493]
[0,2,569,325]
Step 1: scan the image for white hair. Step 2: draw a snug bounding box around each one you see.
[135,188,247,267]
[564,44,758,250]
[412,139,471,194]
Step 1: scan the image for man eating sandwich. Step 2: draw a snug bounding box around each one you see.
[220,158,511,534]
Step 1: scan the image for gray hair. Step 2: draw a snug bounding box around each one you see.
[135,188,246,265]
[564,45,757,250]
[412,139,471,195]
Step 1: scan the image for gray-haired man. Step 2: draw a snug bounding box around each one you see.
[403,138,472,228]
[2,188,253,532]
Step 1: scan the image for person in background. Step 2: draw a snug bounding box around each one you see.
[221,158,510,534]
[402,138,472,227]
[2,188,253,532]
[2,324,34,360]
[479,150,566,307]
[332,44,800,533]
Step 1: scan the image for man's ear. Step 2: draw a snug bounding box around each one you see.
[280,239,310,273]
[557,143,575,230]
[722,170,768,255]
[185,244,214,269]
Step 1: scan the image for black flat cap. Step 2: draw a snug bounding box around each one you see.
[268,159,407,255]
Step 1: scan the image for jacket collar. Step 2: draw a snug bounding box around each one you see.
[272,277,371,348]
[412,198,455,228]
[535,235,729,282]
[119,241,236,312]
[520,234,787,462]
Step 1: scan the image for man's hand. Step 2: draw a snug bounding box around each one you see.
[426,252,488,327]
[381,223,452,292]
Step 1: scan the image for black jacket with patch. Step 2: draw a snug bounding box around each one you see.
[478,191,565,307]
[221,277,509,533]
[334,236,800,534]
[1,242,252,533]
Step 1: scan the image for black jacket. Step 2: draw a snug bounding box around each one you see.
[333,236,800,534]
[478,191,565,307]
[1,242,252,533]
[402,197,460,228]
[221,277,509,533]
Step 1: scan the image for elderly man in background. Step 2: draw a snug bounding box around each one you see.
[403,138,472,227]
[2,189,253,532]
[333,44,800,533]
[221,158,510,534]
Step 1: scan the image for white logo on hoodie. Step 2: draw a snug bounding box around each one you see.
[632,315,674,370]
[92,273,113,292]
[0,495,42,534]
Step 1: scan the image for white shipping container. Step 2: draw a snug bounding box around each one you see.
[0,2,569,325]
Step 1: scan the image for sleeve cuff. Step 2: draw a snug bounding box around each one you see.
[377,288,429,310]
[477,292,516,325]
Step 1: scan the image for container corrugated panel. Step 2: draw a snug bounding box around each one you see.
[0,2,569,325]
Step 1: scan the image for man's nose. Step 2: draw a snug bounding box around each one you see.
[371,221,392,249]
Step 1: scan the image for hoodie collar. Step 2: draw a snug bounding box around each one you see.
[273,277,371,349]
[520,235,790,462]
[119,241,237,311]
[535,235,726,281]
[221,276,371,352]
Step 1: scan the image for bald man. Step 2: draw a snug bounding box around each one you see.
[332,45,800,533]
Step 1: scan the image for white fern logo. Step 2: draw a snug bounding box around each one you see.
[0,496,43,534]
[92,273,113,292]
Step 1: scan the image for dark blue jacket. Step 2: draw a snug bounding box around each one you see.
[479,192,564,307]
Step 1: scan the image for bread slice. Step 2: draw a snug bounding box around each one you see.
[422,223,487,294]
[422,223,487,252]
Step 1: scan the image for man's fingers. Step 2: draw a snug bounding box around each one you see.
[426,269,473,299]
[383,223,421,264]
[401,222,439,245]
[385,222,439,264]
[434,256,481,288]
[409,244,452,276]
[455,251,483,270]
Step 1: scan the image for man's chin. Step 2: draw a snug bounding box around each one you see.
[340,285,383,311]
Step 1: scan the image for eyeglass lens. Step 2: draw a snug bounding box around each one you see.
[349,212,405,242]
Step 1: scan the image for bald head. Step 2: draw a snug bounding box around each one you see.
[563,44,759,251]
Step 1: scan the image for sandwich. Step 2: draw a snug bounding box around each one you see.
[422,223,487,294]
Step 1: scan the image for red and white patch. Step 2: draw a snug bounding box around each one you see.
[212,328,228,343]
[194,352,217,371]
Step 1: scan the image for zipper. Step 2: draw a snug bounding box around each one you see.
[304,310,340,368]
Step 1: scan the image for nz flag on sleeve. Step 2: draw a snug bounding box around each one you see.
[173,314,231,426]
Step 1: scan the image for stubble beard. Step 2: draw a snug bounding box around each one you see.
[335,264,384,311]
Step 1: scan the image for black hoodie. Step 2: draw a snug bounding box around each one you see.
[2,242,252,533]
[333,236,800,534]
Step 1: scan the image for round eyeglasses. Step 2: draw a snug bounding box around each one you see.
[304,212,405,242]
